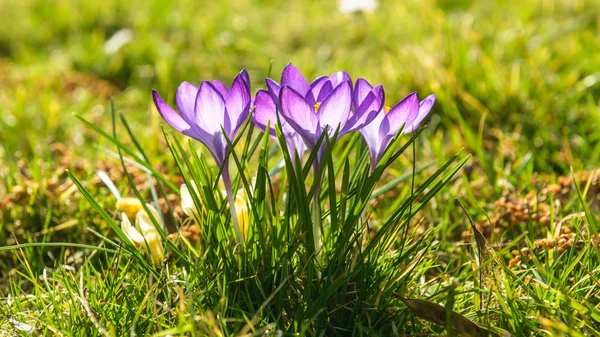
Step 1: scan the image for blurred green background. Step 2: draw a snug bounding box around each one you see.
[1,0,599,173]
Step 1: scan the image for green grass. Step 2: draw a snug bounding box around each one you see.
[1,0,600,335]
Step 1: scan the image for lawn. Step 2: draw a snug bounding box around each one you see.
[1,0,600,336]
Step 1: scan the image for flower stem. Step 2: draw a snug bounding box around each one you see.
[351,207,368,270]
[312,160,322,262]
[222,162,244,245]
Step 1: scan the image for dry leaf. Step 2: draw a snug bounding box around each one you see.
[398,296,497,337]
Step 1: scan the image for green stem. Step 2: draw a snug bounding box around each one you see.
[312,160,322,262]
[222,161,244,245]
[351,207,368,270]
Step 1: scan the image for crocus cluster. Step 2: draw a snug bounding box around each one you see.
[251,64,435,171]
[254,64,384,166]
[152,63,435,246]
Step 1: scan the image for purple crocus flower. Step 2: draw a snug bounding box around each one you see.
[357,79,436,170]
[261,64,383,258]
[253,63,365,163]
[152,69,251,244]
[152,69,251,168]
[252,89,306,163]
[275,64,384,154]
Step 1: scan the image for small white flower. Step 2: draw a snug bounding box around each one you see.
[120,212,145,247]
[136,204,162,235]
[120,204,164,266]
[180,180,201,218]
[339,0,377,13]
[104,28,133,55]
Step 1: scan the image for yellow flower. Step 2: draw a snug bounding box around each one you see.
[234,188,250,238]
[120,212,144,247]
[116,197,143,220]
[120,204,164,267]
[181,181,251,240]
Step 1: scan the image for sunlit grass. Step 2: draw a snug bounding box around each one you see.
[1,0,600,335]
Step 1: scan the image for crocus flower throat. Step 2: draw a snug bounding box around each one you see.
[313,101,322,113]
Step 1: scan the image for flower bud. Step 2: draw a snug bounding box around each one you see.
[120,212,144,248]
[234,189,250,237]
[116,197,144,220]
[181,180,203,218]
[119,204,164,267]
[135,204,165,267]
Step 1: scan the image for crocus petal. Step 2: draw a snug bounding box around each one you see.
[239,69,251,91]
[346,90,375,127]
[194,81,227,134]
[316,81,352,134]
[281,63,310,97]
[136,204,162,235]
[279,86,318,137]
[146,232,164,267]
[226,72,251,135]
[265,78,281,100]
[116,197,143,220]
[211,80,229,97]
[309,76,328,94]
[175,82,199,124]
[359,109,386,169]
[384,92,419,136]
[328,71,351,88]
[180,183,194,217]
[353,78,374,110]
[286,133,306,164]
[405,94,436,133]
[359,110,385,148]
[252,89,279,136]
[315,80,333,103]
[152,90,191,133]
[181,180,202,218]
[135,205,164,267]
[344,84,384,134]
[308,76,328,105]
[121,212,144,247]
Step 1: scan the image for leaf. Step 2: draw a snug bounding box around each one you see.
[74,113,178,192]
[456,198,505,324]
[398,297,497,337]
[66,170,157,277]
[571,168,598,234]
